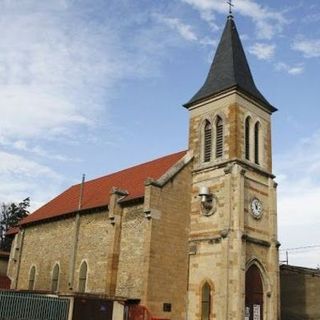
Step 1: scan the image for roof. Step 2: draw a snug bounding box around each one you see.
[5,227,19,236]
[185,16,276,112]
[20,150,187,226]
[281,264,320,276]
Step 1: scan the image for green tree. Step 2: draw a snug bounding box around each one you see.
[0,197,30,252]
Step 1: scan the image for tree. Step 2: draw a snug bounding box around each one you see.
[0,197,30,252]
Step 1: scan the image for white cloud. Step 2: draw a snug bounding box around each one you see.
[275,130,320,267]
[0,6,102,141]
[249,43,275,60]
[275,62,304,75]
[0,152,59,179]
[0,1,197,208]
[0,2,185,143]
[181,0,287,39]
[292,37,320,58]
[0,151,64,210]
[0,138,79,162]
[158,16,198,42]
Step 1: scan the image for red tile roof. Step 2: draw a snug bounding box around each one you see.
[20,151,187,226]
[5,227,19,236]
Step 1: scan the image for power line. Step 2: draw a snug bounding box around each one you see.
[280,244,320,252]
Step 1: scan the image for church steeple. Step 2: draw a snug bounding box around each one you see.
[185,16,276,113]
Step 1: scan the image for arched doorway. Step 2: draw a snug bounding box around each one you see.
[245,264,263,320]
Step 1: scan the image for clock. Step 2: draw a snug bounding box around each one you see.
[250,198,263,218]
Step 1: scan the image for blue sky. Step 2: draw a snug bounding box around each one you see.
[0,0,319,267]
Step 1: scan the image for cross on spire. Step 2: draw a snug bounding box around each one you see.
[227,0,234,16]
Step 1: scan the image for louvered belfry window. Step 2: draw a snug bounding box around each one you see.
[245,117,251,160]
[204,120,212,162]
[254,122,260,164]
[215,116,223,158]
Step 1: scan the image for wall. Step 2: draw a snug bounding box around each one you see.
[143,163,192,320]
[9,210,114,294]
[281,265,320,320]
[116,203,146,299]
[0,252,9,275]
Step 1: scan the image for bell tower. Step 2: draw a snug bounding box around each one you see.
[185,15,280,320]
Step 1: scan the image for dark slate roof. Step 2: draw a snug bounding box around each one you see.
[185,16,276,112]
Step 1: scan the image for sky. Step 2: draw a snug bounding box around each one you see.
[0,0,319,268]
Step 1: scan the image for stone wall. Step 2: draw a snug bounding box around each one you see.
[9,210,113,294]
[188,91,272,174]
[142,163,192,320]
[116,204,146,298]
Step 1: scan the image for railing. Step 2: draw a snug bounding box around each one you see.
[0,290,71,320]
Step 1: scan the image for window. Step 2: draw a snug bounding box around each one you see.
[203,120,212,162]
[79,261,88,293]
[254,122,260,164]
[245,117,251,160]
[215,116,223,158]
[51,264,60,292]
[201,282,211,320]
[28,266,36,290]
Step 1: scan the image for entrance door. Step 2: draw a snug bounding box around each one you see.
[245,265,263,320]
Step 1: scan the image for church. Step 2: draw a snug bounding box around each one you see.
[6,13,280,320]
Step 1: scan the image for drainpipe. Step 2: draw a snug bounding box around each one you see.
[68,174,85,290]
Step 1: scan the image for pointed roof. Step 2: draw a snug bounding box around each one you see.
[19,150,188,226]
[185,16,276,112]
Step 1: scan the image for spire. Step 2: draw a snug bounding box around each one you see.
[185,17,276,112]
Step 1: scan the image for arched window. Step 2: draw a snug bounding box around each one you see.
[215,116,223,158]
[51,263,60,292]
[203,120,212,162]
[201,282,211,320]
[28,266,36,290]
[245,117,251,160]
[254,122,260,164]
[78,261,88,293]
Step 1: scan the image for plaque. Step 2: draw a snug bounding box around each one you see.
[253,304,261,320]
[245,306,250,320]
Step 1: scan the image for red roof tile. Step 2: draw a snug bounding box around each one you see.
[21,151,187,226]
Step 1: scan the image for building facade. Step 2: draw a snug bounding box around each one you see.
[7,16,280,320]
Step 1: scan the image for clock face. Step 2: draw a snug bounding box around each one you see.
[251,198,263,218]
